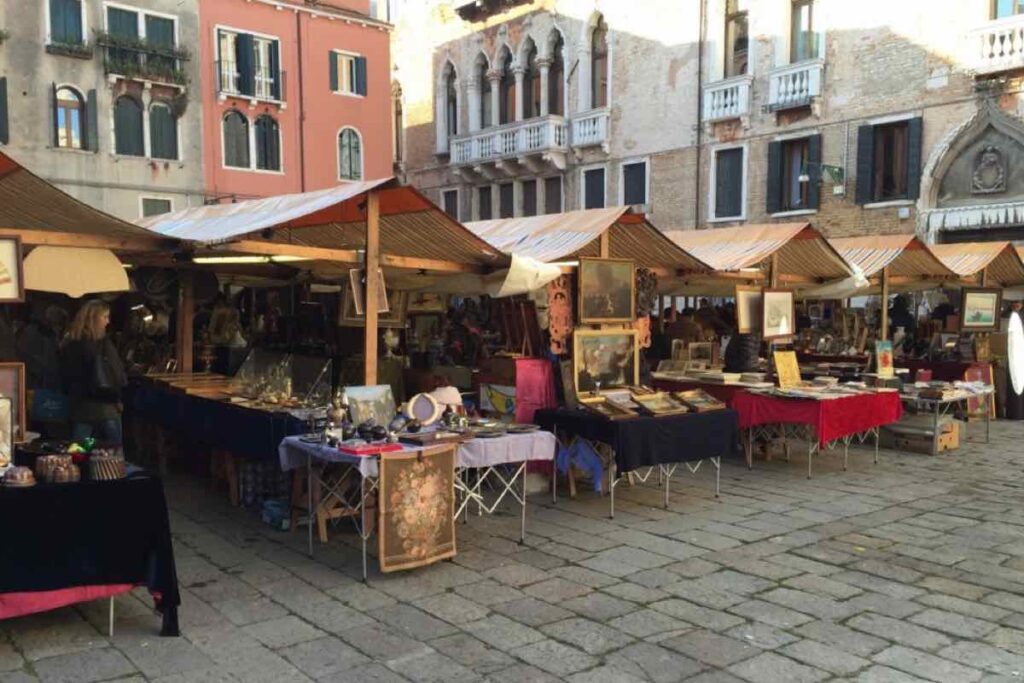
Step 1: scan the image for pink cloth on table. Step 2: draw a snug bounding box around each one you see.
[514,359,557,424]
[0,584,135,620]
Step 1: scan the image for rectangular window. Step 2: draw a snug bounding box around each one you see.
[544,176,562,214]
[478,186,492,220]
[583,167,606,209]
[781,138,809,211]
[790,0,816,62]
[141,197,172,217]
[622,161,647,206]
[499,182,514,218]
[0,78,9,145]
[713,147,745,219]
[873,121,909,202]
[331,52,368,96]
[442,189,458,219]
[522,180,537,217]
[218,30,281,101]
[725,0,749,78]
[994,0,1024,19]
[106,6,140,67]
[50,0,84,44]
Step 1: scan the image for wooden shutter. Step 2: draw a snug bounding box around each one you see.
[622,162,646,205]
[855,124,874,205]
[269,41,281,100]
[0,78,8,145]
[51,83,59,147]
[544,176,562,213]
[807,134,822,210]
[356,56,368,95]
[329,52,339,92]
[766,141,783,214]
[906,116,923,200]
[267,119,280,170]
[584,168,605,209]
[499,182,514,218]
[236,33,255,97]
[522,180,537,217]
[85,89,98,152]
[714,148,742,218]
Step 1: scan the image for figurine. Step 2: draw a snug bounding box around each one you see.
[327,388,347,425]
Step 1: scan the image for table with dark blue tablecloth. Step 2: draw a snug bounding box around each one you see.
[0,473,179,635]
[534,408,740,473]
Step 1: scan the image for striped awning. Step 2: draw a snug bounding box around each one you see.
[664,223,851,279]
[138,180,507,272]
[463,208,710,271]
[829,234,955,279]
[0,150,162,247]
[929,241,1024,286]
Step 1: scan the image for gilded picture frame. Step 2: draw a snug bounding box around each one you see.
[578,257,635,324]
[573,329,639,394]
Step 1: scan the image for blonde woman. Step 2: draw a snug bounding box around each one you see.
[60,300,127,445]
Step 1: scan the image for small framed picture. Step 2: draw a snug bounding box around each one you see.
[735,285,762,334]
[807,303,824,320]
[772,350,802,389]
[762,289,796,340]
[406,292,448,315]
[0,236,25,303]
[340,287,406,328]
[960,287,1002,332]
[875,340,895,379]
[0,362,26,443]
[0,396,12,468]
[578,258,635,324]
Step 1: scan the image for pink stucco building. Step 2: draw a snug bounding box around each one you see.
[199,0,393,202]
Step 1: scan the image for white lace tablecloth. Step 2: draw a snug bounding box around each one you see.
[278,430,556,478]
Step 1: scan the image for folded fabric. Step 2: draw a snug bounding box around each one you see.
[556,439,604,492]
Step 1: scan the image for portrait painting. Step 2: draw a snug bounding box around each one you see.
[762,289,795,340]
[573,329,639,393]
[960,287,1002,332]
[578,258,635,324]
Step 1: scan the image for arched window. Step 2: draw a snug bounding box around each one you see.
[523,41,540,119]
[113,95,144,156]
[549,33,564,117]
[149,102,178,160]
[478,57,491,128]
[254,114,280,171]
[223,111,250,168]
[498,48,515,125]
[55,86,84,150]
[338,127,362,180]
[591,16,609,109]
[444,64,458,136]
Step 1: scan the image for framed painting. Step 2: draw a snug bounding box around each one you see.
[348,268,389,316]
[960,287,1002,332]
[347,385,397,427]
[0,363,26,443]
[772,350,801,389]
[0,236,24,304]
[406,292,448,315]
[378,445,456,572]
[875,340,895,379]
[340,287,406,328]
[573,329,639,394]
[735,285,762,334]
[0,397,11,468]
[762,288,795,340]
[578,258,635,324]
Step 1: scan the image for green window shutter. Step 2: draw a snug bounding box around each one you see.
[85,89,99,152]
[145,16,174,48]
[269,41,281,100]
[854,124,874,205]
[50,83,59,147]
[906,117,923,200]
[114,96,144,156]
[108,7,139,38]
[0,78,8,145]
[267,119,280,170]
[150,104,177,160]
[355,56,368,96]
[806,134,822,210]
[766,140,783,214]
[224,113,250,168]
[51,0,83,44]
[235,34,255,96]
[329,52,339,92]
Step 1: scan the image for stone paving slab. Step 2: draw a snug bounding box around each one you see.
[4,423,1024,680]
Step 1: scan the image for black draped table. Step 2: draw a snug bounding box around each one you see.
[0,473,180,636]
[535,408,739,517]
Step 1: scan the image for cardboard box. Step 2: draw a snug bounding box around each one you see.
[881,419,960,454]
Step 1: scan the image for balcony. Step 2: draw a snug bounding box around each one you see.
[571,108,610,150]
[216,60,286,105]
[767,59,823,111]
[968,16,1024,75]
[96,32,189,89]
[703,75,752,123]
[450,115,568,177]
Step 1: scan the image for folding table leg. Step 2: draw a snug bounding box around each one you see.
[108,596,114,638]
[663,465,670,509]
[609,462,616,519]
[714,457,720,498]
[520,464,527,544]
[361,476,368,583]
[807,441,813,479]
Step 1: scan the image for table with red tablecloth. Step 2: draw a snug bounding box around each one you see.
[898,359,992,383]
[651,378,749,406]
[731,391,903,476]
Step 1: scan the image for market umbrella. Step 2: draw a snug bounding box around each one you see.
[23,246,130,298]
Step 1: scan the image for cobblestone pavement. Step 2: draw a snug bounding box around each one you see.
[5,422,1024,682]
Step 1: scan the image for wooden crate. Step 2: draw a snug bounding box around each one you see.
[882,419,960,454]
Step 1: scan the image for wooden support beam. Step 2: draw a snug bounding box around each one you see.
[599,231,610,258]
[769,253,779,288]
[364,191,380,386]
[0,227,169,252]
[981,267,990,287]
[379,254,487,274]
[176,271,195,374]
[880,266,890,341]
[222,240,489,273]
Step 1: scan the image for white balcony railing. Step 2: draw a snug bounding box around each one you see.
[449,115,568,165]
[969,16,1024,75]
[702,75,752,122]
[768,59,823,110]
[571,108,609,148]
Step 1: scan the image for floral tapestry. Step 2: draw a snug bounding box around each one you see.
[378,445,456,572]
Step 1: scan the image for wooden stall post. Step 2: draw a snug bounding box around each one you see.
[880,266,890,341]
[769,252,779,288]
[981,267,990,287]
[176,271,194,374]
[364,191,380,386]
[599,230,610,258]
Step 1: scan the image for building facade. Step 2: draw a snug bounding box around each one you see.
[0,0,204,219]
[198,0,394,203]
[394,0,1024,245]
